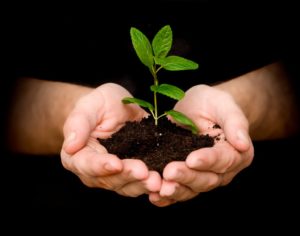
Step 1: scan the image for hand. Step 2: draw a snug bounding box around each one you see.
[149,85,254,207]
[61,83,161,197]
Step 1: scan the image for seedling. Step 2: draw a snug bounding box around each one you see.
[122,25,199,134]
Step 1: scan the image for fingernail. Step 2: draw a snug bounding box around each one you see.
[174,170,183,180]
[104,162,117,172]
[65,132,76,146]
[188,157,203,168]
[237,130,249,144]
[151,195,161,202]
[161,183,177,197]
[166,186,176,196]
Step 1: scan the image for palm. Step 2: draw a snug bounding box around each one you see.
[149,85,254,207]
[61,83,160,197]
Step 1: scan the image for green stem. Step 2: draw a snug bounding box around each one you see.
[151,66,159,126]
[156,66,163,73]
[157,113,167,120]
[149,109,155,120]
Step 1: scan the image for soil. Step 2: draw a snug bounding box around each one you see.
[98,117,216,175]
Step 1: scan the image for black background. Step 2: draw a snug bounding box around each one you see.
[1,0,299,226]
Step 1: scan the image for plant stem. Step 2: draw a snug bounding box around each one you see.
[151,66,159,126]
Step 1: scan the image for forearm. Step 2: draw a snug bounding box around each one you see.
[214,62,299,140]
[7,78,92,154]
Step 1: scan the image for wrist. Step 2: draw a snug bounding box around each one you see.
[213,73,269,139]
[214,62,298,140]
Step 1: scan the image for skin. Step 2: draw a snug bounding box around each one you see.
[8,79,161,197]
[61,83,161,196]
[7,78,91,154]
[149,85,254,206]
[7,62,299,206]
[149,62,300,207]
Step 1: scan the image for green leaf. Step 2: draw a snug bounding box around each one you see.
[122,97,154,111]
[130,27,154,69]
[152,25,172,58]
[155,56,198,71]
[165,110,199,134]
[150,84,184,101]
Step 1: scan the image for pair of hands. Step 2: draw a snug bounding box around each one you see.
[61,83,254,207]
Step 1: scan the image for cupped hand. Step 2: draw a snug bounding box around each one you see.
[149,85,254,207]
[61,83,161,197]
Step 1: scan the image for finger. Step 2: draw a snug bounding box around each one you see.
[94,118,124,139]
[159,179,199,201]
[220,147,254,186]
[144,171,162,192]
[216,105,251,152]
[116,171,161,197]
[61,147,123,177]
[121,159,149,180]
[63,111,97,154]
[163,162,222,192]
[149,192,176,207]
[171,185,199,202]
[94,159,149,190]
[220,171,236,186]
[97,83,149,123]
[175,85,251,151]
[159,180,180,197]
[186,142,241,173]
[93,106,149,139]
[169,186,199,202]
[75,158,149,190]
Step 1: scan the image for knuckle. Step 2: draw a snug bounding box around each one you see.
[219,155,235,173]
[205,174,220,191]
[221,174,234,186]
[60,158,69,170]
[80,177,96,188]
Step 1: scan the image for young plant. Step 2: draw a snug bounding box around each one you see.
[122,25,199,134]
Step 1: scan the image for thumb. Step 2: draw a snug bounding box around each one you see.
[219,108,251,152]
[62,112,93,154]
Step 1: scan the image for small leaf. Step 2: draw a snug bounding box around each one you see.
[152,25,172,58]
[150,84,184,100]
[130,27,154,69]
[165,110,199,134]
[122,97,154,111]
[156,56,198,71]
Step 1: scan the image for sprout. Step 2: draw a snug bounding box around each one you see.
[122,25,199,134]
